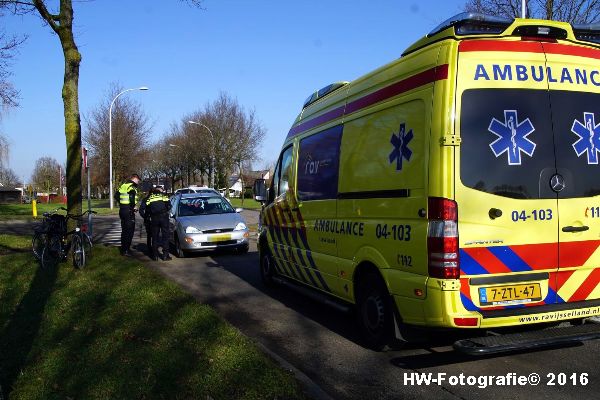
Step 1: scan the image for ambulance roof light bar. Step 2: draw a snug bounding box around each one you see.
[512,24,568,39]
[428,12,513,37]
[303,81,349,109]
[572,23,600,45]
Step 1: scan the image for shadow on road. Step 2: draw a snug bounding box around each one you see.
[204,247,363,346]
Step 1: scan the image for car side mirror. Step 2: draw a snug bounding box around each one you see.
[253,179,267,203]
[235,208,243,213]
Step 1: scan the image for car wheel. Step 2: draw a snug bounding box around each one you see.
[355,271,393,351]
[174,235,187,258]
[259,245,277,287]
[236,244,249,254]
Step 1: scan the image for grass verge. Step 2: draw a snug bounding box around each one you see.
[0,200,118,220]
[229,198,262,210]
[0,234,304,399]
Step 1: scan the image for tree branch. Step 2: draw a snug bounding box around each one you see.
[31,0,59,32]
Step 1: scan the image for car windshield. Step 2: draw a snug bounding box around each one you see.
[178,196,234,216]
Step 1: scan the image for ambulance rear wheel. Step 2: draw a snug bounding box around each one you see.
[260,246,277,287]
[356,271,393,351]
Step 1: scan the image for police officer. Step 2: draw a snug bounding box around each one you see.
[138,187,154,255]
[115,173,140,256]
[146,186,172,261]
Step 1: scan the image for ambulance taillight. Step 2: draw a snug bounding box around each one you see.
[427,197,460,279]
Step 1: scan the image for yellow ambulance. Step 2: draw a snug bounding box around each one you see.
[254,13,600,353]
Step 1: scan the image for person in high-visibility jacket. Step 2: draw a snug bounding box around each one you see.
[115,173,141,256]
[146,186,172,261]
[138,188,154,255]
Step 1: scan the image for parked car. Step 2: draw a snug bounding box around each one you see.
[174,186,231,203]
[169,193,249,257]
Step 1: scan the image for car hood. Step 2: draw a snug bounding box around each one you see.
[175,213,245,231]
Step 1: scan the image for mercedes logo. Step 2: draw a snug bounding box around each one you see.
[550,174,566,192]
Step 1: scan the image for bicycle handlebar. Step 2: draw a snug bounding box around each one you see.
[67,209,97,219]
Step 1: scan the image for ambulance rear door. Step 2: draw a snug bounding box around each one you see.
[455,39,561,317]
[544,41,600,305]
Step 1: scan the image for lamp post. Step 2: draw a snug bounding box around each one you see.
[187,120,215,189]
[109,86,149,209]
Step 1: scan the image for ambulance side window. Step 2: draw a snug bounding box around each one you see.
[297,125,343,201]
[271,145,293,201]
[279,146,294,196]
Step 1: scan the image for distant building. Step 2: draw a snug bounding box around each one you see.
[0,187,22,204]
[227,170,272,197]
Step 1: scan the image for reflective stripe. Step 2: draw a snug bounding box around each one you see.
[118,183,138,205]
[146,194,169,204]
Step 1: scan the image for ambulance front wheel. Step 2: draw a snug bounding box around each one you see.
[260,245,277,287]
[356,271,393,351]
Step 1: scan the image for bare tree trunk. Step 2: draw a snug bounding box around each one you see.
[546,0,554,20]
[60,20,82,229]
[33,0,82,231]
[239,161,244,206]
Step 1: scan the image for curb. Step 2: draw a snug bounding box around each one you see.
[255,342,336,400]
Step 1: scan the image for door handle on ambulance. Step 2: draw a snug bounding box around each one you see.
[562,225,589,233]
[489,208,503,219]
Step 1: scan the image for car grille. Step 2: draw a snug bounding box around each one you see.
[203,228,234,234]
[200,240,237,246]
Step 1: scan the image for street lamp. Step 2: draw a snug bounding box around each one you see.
[109,86,149,209]
[187,120,215,189]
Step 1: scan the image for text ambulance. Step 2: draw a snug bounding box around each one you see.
[255,13,600,353]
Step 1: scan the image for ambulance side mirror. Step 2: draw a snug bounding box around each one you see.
[253,179,267,203]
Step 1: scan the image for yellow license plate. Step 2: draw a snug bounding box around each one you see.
[479,283,542,306]
[209,234,231,242]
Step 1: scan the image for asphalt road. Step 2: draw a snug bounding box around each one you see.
[7,213,600,399]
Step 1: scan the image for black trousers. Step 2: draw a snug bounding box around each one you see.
[144,220,152,251]
[151,215,170,257]
[119,207,135,253]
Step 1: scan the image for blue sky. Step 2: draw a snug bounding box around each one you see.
[1,0,467,182]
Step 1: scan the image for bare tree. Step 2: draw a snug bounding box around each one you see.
[466,0,600,23]
[188,92,266,196]
[0,165,18,186]
[84,83,153,191]
[0,28,24,108]
[0,132,8,168]
[0,0,203,229]
[31,155,61,195]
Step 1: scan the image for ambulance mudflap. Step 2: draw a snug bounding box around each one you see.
[455,38,600,327]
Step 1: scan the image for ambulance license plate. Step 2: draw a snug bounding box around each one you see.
[479,283,542,306]
[209,234,231,242]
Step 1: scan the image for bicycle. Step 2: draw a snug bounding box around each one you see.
[32,206,67,260]
[40,209,97,270]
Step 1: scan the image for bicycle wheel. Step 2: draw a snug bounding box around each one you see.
[32,232,47,260]
[72,233,86,269]
[41,235,61,270]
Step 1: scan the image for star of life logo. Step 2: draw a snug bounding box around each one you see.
[571,112,600,164]
[488,110,536,165]
[388,123,413,171]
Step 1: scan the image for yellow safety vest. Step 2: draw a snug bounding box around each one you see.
[146,193,169,205]
[118,182,138,205]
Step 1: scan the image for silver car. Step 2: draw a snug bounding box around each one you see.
[169,193,249,257]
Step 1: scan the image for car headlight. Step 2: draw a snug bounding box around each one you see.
[234,222,247,231]
[185,226,202,234]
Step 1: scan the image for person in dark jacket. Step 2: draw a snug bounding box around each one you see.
[138,188,154,255]
[146,186,172,261]
[115,173,140,256]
